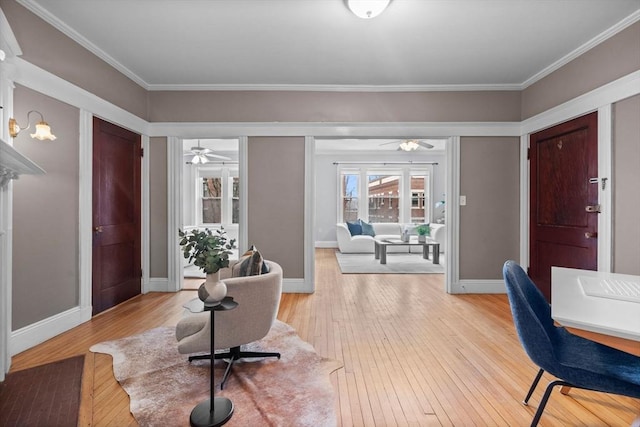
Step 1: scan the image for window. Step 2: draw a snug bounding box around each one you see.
[410,173,430,223]
[367,174,401,223]
[202,177,222,223]
[198,167,238,225]
[340,172,359,222]
[338,166,432,224]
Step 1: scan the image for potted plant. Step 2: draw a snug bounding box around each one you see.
[415,224,431,243]
[179,227,236,306]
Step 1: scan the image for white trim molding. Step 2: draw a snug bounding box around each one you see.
[142,135,151,292]
[519,134,530,268]
[167,136,182,292]
[452,280,507,294]
[303,136,316,293]
[445,136,459,294]
[10,305,92,356]
[78,110,93,313]
[151,121,522,139]
[597,105,613,273]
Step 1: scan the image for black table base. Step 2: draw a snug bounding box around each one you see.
[190,397,234,427]
[189,297,238,427]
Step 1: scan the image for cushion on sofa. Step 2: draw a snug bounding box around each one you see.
[346,221,362,236]
[372,222,403,236]
[359,220,376,236]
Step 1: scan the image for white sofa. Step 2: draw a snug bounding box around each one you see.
[336,222,446,254]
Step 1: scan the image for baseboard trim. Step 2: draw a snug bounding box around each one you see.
[10,305,92,356]
[315,241,338,248]
[282,278,313,293]
[450,279,506,294]
[146,278,170,293]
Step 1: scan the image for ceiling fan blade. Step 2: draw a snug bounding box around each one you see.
[417,141,434,149]
[379,140,402,146]
[203,153,232,160]
[190,147,212,154]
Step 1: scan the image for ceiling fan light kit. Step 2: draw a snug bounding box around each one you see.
[398,140,419,151]
[379,139,436,151]
[347,0,391,19]
[184,140,232,164]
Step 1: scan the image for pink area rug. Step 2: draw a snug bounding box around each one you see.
[90,320,342,427]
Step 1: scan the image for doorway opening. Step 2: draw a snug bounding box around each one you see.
[314,138,448,281]
[181,138,239,290]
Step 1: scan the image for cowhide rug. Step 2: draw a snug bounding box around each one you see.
[90,320,342,427]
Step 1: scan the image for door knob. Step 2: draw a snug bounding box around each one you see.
[585,232,598,239]
[94,226,103,233]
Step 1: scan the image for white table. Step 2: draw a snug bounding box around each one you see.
[551,267,640,356]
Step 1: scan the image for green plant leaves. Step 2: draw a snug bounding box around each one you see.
[178,227,236,274]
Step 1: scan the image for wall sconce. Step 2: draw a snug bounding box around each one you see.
[347,0,391,19]
[9,110,57,141]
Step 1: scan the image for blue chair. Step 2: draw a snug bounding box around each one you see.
[502,260,640,426]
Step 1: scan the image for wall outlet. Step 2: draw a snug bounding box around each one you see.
[460,195,467,206]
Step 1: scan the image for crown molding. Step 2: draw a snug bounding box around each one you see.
[521,9,640,89]
[16,0,149,89]
[146,83,523,92]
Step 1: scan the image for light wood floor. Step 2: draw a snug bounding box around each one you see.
[10,249,640,426]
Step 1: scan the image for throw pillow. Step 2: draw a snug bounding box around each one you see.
[359,219,376,237]
[232,245,269,276]
[346,221,362,236]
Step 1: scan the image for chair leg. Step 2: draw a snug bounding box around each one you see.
[530,379,573,427]
[523,368,545,405]
[188,354,211,362]
[203,346,281,390]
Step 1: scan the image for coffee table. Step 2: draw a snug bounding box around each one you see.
[374,238,440,265]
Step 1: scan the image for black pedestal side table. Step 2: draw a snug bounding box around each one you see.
[190,297,238,427]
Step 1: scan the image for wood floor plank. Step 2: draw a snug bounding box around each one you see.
[8,248,640,426]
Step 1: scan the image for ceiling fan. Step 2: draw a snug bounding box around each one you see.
[380,139,435,151]
[184,140,231,164]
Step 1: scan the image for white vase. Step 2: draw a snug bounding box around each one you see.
[198,270,227,307]
[418,235,426,243]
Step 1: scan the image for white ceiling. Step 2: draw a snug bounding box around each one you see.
[20,0,640,91]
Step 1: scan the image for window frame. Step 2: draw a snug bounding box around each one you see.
[196,165,239,226]
[338,165,433,224]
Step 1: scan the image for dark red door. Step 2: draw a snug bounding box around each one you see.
[92,117,142,315]
[529,112,598,302]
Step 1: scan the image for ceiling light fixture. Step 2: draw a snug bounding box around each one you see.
[191,153,209,164]
[398,140,420,151]
[9,110,57,141]
[347,0,391,19]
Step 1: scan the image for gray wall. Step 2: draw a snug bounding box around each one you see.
[12,85,79,329]
[459,137,520,280]
[147,90,522,123]
[521,21,640,119]
[248,137,305,278]
[149,137,168,278]
[612,94,640,275]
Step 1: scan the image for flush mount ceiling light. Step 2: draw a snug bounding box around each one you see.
[347,0,391,19]
[9,110,57,141]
